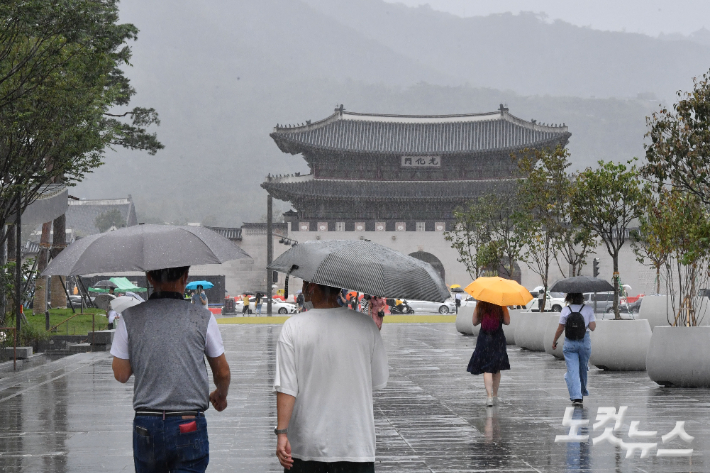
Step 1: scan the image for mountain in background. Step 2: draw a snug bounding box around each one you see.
[74,0,702,226]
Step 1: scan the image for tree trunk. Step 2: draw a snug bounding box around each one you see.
[655,265,661,294]
[33,221,52,314]
[0,226,6,325]
[613,252,620,320]
[50,214,67,308]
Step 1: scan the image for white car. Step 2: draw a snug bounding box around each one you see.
[235,297,298,315]
[525,291,566,312]
[406,298,457,314]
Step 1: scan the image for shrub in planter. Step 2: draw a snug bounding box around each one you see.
[589,319,652,370]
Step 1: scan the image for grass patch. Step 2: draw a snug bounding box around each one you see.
[21,308,109,336]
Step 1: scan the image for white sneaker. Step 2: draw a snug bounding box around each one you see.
[486,397,494,407]
[492,396,499,405]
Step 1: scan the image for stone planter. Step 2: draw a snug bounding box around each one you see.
[543,313,565,359]
[455,304,475,335]
[638,295,709,331]
[503,310,521,345]
[514,312,548,351]
[588,319,652,371]
[647,327,710,387]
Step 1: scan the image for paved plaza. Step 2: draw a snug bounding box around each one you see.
[0,322,707,472]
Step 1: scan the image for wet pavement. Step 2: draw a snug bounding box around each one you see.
[0,323,707,472]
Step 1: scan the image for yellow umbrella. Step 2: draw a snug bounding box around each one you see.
[450,284,461,289]
[464,277,533,306]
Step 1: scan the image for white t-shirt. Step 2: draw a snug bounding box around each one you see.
[559,304,596,331]
[110,313,224,360]
[107,310,118,324]
[274,307,389,462]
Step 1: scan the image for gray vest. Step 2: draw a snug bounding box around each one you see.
[123,298,211,411]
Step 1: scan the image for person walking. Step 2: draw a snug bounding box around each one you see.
[466,301,511,407]
[454,291,463,314]
[255,292,263,315]
[192,285,209,309]
[107,308,118,330]
[295,291,305,312]
[110,266,231,472]
[274,281,389,472]
[368,295,387,330]
[551,293,596,406]
[241,295,251,316]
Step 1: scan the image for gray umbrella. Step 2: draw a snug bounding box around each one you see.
[92,280,118,289]
[93,293,116,311]
[549,276,615,293]
[268,240,450,302]
[42,224,251,276]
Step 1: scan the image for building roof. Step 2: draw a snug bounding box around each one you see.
[204,226,242,241]
[262,174,515,202]
[65,197,137,237]
[271,105,570,156]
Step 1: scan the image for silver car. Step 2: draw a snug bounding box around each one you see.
[406,298,457,314]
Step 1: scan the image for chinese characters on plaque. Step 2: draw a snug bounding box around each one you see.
[555,406,694,459]
[401,156,441,168]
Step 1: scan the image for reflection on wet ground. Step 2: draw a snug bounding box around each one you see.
[0,323,707,472]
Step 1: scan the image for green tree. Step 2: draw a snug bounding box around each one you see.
[644,70,710,206]
[445,197,493,280]
[631,197,671,295]
[95,209,127,233]
[571,160,649,319]
[0,0,163,248]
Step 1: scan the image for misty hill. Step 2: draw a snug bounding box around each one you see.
[75,0,675,226]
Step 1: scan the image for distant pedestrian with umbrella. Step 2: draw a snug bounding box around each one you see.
[549,277,609,406]
[368,295,387,330]
[465,277,532,407]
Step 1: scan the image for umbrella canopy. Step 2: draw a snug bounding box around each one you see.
[268,240,450,302]
[110,295,143,313]
[450,287,465,293]
[465,277,533,306]
[109,277,147,292]
[549,276,615,294]
[93,280,118,289]
[93,293,116,311]
[186,280,214,290]
[42,224,251,276]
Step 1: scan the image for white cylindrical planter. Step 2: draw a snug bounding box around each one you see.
[515,312,548,351]
[455,304,475,335]
[503,310,521,345]
[589,319,652,371]
[647,327,710,387]
[637,295,672,332]
[543,313,565,359]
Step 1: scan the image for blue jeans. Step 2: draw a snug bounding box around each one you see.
[562,332,591,400]
[256,303,263,314]
[133,414,209,473]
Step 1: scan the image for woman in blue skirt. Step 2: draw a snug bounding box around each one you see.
[467,301,511,406]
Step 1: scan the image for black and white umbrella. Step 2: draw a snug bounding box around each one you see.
[549,276,615,294]
[42,224,251,276]
[268,240,450,302]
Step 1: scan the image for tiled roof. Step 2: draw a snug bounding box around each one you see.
[271,107,570,155]
[204,226,242,241]
[65,197,137,237]
[262,175,515,202]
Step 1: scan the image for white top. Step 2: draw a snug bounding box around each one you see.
[559,304,596,330]
[274,307,389,462]
[107,310,118,324]
[110,313,224,359]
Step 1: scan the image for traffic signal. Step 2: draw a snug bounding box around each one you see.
[593,258,600,278]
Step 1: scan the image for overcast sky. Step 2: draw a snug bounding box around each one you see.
[385,0,710,36]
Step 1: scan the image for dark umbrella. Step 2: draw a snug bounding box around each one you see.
[42,224,251,276]
[268,240,450,302]
[450,287,465,293]
[92,280,118,289]
[549,276,615,293]
[93,293,116,311]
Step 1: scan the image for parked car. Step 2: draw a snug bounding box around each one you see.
[406,298,456,314]
[525,291,566,312]
[66,295,95,308]
[235,296,298,315]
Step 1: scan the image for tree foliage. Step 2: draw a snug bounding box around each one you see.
[95,208,126,233]
[644,70,710,206]
[571,160,649,319]
[0,0,163,247]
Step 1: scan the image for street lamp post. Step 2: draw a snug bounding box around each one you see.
[267,195,273,316]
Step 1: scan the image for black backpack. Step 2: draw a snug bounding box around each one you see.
[565,304,587,340]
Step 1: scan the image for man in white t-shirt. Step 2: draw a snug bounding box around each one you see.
[274,281,389,472]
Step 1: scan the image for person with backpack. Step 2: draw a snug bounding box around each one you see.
[551,292,597,406]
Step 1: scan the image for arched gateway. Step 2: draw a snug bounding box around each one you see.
[409,251,445,282]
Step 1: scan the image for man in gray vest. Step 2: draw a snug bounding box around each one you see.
[110,266,231,472]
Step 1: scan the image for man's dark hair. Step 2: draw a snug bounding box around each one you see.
[147,266,190,283]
